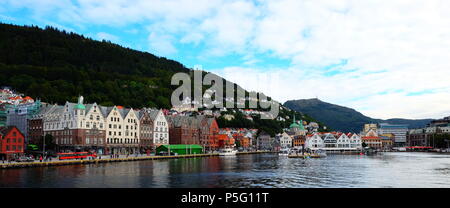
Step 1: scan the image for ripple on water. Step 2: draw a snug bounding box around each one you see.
[2,152,450,187]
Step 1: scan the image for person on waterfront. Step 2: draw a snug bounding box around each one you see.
[39,155,43,162]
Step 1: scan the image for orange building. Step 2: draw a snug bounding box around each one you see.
[293,135,306,148]
[362,129,382,149]
[217,134,235,149]
[239,137,251,148]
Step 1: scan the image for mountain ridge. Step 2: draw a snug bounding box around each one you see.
[283,98,433,132]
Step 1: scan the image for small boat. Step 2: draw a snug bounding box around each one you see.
[219,148,238,156]
[288,149,326,159]
[312,149,327,158]
[279,148,290,156]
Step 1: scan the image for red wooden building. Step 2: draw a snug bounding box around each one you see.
[199,117,220,151]
[167,116,200,145]
[0,126,25,160]
[217,134,235,149]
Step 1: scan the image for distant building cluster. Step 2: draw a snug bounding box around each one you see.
[1,89,271,160]
[408,116,450,147]
[0,87,36,128]
[258,115,363,152]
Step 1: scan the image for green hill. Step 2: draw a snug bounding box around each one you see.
[284,98,432,132]
[0,22,326,136]
[0,23,191,108]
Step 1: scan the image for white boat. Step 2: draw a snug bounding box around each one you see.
[219,148,238,156]
[279,148,290,156]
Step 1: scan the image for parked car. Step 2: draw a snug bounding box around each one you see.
[16,156,34,162]
[157,151,175,156]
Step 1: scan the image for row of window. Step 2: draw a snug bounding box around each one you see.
[56,138,73,145]
[107,138,139,144]
[5,145,23,151]
[3,138,23,143]
[108,131,138,137]
[85,138,104,145]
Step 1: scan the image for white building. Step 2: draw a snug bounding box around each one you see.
[279,132,292,149]
[42,96,107,153]
[305,132,362,152]
[148,109,169,146]
[100,105,140,154]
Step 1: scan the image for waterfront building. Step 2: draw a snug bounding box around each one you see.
[167,116,198,145]
[217,133,235,149]
[292,135,306,148]
[199,116,220,151]
[378,123,408,147]
[138,110,153,153]
[362,129,382,149]
[305,132,362,151]
[380,133,394,150]
[349,133,363,148]
[0,126,25,160]
[407,116,450,147]
[44,97,107,153]
[238,136,251,149]
[6,100,41,144]
[305,133,324,149]
[278,132,293,149]
[101,105,140,154]
[150,109,169,148]
[257,131,274,150]
[323,133,338,148]
[156,144,203,155]
[336,133,351,148]
[28,104,57,146]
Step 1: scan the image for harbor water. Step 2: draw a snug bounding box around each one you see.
[1,152,450,188]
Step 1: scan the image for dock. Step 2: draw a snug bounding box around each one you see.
[0,151,274,169]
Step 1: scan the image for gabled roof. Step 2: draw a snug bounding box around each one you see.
[0,126,23,138]
[99,106,116,118]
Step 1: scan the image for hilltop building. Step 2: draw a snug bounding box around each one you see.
[288,115,307,136]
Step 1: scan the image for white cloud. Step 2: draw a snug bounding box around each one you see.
[3,0,450,119]
[148,32,177,55]
[97,32,119,42]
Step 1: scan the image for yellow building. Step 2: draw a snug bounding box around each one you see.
[380,133,394,150]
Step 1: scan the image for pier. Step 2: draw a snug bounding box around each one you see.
[0,151,275,169]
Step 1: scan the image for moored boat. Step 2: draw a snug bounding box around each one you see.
[288,149,327,159]
[278,148,290,156]
[219,148,238,156]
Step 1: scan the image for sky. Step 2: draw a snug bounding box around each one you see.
[1,0,450,119]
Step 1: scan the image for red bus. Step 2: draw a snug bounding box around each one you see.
[57,152,96,160]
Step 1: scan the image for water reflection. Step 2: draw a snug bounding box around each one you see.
[1,152,450,188]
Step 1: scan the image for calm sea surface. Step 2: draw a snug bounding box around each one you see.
[1,152,450,188]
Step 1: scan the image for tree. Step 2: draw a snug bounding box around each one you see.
[362,141,368,148]
[44,134,56,151]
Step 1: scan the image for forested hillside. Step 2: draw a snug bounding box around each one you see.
[0,23,188,108]
[0,23,326,135]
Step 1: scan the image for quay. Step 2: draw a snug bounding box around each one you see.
[0,151,275,169]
